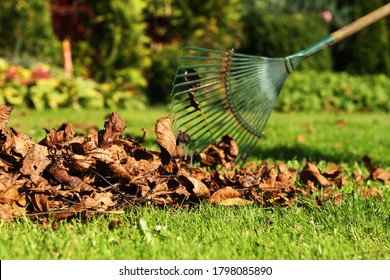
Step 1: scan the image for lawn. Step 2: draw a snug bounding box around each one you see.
[1,106,390,259]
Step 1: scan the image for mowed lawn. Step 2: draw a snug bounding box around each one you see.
[1,106,389,259]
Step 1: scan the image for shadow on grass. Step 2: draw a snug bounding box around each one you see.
[251,144,365,164]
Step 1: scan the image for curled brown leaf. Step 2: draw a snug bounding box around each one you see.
[210,186,240,204]
[98,112,126,149]
[155,117,176,165]
[300,162,331,187]
[0,105,12,130]
[49,163,94,192]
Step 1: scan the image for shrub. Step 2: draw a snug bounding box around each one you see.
[240,10,333,71]
[171,0,244,50]
[340,0,390,76]
[275,71,390,112]
[87,1,150,86]
[50,0,151,89]
[0,59,146,110]
[146,45,182,104]
[0,0,61,65]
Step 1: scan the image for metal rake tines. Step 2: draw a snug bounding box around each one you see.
[171,47,289,161]
[225,52,289,138]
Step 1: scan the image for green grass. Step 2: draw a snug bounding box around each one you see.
[1,107,390,259]
[1,195,389,260]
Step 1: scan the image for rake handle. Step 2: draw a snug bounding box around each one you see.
[331,3,390,44]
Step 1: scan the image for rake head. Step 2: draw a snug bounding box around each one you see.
[170,47,301,162]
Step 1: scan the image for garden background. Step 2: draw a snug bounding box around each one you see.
[1,0,390,260]
[1,0,390,111]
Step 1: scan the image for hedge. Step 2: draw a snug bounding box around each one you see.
[240,10,333,71]
[0,58,146,111]
[276,71,390,112]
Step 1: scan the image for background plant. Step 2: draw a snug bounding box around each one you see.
[0,0,61,65]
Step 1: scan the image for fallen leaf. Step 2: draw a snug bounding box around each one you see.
[40,122,75,148]
[83,192,115,210]
[10,128,33,157]
[372,169,390,184]
[336,119,346,127]
[20,144,51,176]
[362,155,390,184]
[210,186,240,204]
[155,117,176,165]
[296,134,306,144]
[49,163,95,192]
[178,169,210,198]
[300,162,331,187]
[363,187,382,199]
[195,134,238,169]
[98,112,126,149]
[0,105,12,130]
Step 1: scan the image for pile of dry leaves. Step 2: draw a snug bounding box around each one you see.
[0,104,389,221]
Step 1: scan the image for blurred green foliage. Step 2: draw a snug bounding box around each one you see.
[86,1,150,86]
[0,0,389,106]
[146,45,182,104]
[0,58,146,110]
[277,71,390,112]
[341,0,390,75]
[240,11,333,71]
[0,0,61,65]
[170,0,244,50]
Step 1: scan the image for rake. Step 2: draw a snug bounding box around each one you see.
[171,3,390,162]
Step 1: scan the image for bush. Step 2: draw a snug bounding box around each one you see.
[0,0,61,65]
[86,1,151,86]
[340,0,390,76]
[275,71,390,112]
[146,45,182,104]
[171,0,244,50]
[240,10,333,71]
[50,0,150,89]
[0,58,146,110]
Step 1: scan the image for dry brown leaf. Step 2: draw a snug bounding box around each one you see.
[40,122,75,148]
[20,144,51,176]
[98,112,126,149]
[0,129,13,154]
[336,119,347,127]
[10,128,33,157]
[0,203,25,220]
[68,154,94,173]
[191,167,210,181]
[296,134,306,144]
[324,166,344,180]
[107,161,133,182]
[49,163,95,192]
[210,186,240,204]
[300,162,331,187]
[363,187,382,199]
[178,169,210,198]
[147,182,170,198]
[0,182,19,202]
[219,134,239,159]
[155,117,176,165]
[83,192,115,210]
[372,169,390,184]
[0,105,12,130]
[353,169,365,184]
[196,149,219,167]
[196,135,238,169]
[362,155,390,184]
[239,175,261,188]
[28,193,50,212]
